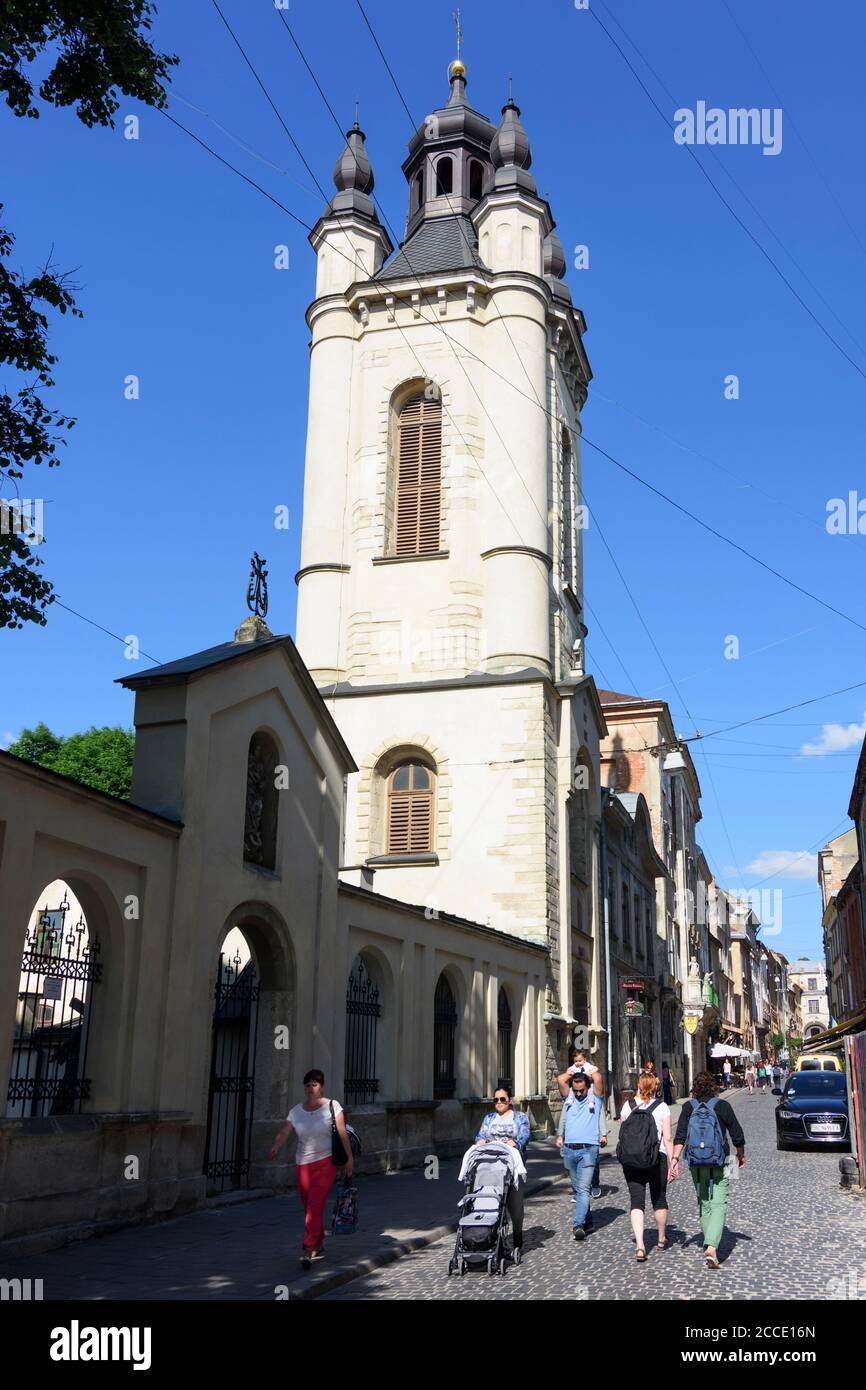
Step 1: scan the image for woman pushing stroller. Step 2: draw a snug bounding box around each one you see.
[474,1085,530,1249]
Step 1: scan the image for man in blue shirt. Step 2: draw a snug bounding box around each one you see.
[556,1068,604,1240]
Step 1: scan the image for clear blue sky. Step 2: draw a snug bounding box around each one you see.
[2,0,865,964]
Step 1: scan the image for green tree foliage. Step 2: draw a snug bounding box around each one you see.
[0,3,177,628]
[7,722,135,799]
[0,2,177,126]
[1,216,81,628]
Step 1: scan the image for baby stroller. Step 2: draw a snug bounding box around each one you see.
[448,1143,521,1277]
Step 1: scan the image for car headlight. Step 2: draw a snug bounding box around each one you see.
[778,1109,798,1119]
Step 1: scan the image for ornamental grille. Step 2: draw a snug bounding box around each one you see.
[6,892,101,1119]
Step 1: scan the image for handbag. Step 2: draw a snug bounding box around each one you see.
[330,1100,348,1165]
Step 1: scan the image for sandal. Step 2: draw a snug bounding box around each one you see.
[657,1238,668,1250]
[705,1252,720,1269]
[636,1247,647,1262]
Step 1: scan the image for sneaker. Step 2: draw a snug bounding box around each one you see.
[573,1226,586,1242]
[591,1185,602,1199]
[300,1252,312,1270]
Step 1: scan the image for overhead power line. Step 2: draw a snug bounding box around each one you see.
[588,1,866,385]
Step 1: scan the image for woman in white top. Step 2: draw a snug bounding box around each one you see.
[269,1068,354,1268]
[618,1072,675,1261]
[744,1063,756,1095]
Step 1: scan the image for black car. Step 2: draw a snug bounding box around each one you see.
[775,1071,850,1150]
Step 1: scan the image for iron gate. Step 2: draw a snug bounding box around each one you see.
[6,892,102,1118]
[203,951,259,1193]
[344,958,380,1105]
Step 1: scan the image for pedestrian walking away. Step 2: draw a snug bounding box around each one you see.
[556,1067,604,1241]
[758,1061,768,1094]
[639,1058,660,1094]
[744,1062,756,1095]
[616,1073,675,1262]
[661,1060,674,1106]
[474,1085,530,1250]
[669,1070,745,1270]
[269,1068,354,1269]
[723,1059,732,1089]
[557,1047,605,1197]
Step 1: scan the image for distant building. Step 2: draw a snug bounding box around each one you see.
[787,960,831,1041]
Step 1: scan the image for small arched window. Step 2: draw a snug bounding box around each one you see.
[387,760,434,853]
[561,425,576,590]
[412,169,424,212]
[469,159,484,201]
[433,973,458,1099]
[394,392,442,556]
[243,732,279,870]
[497,988,514,1093]
[435,156,453,196]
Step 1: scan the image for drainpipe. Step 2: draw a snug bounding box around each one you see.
[599,787,613,1106]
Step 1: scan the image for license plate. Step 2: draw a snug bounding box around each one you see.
[811,1123,841,1133]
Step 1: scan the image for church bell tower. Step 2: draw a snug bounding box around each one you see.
[295,53,604,1081]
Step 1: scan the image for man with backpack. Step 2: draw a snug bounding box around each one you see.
[616,1072,675,1261]
[669,1071,746,1270]
[556,1068,604,1241]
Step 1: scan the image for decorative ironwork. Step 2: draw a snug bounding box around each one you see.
[246,551,269,620]
[203,949,260,1194]
[344,958,381,1105]
[433,974,458,1100]
[497,987,513,1094]
[6,892,101,1119]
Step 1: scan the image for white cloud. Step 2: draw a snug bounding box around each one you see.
[801,711,866,757]
[1,731,14,750]
[743,850,818,881]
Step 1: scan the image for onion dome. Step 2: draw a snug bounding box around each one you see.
[327,122,378,220]
[489,96,537,195]
[543,229,571,302]
[543,229,565,279]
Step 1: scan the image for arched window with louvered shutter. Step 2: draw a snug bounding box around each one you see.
[386,760,435,854]
[394,392,442,557]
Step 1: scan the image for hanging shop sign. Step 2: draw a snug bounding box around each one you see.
[624,998,645,1018]
[621,979,646,991]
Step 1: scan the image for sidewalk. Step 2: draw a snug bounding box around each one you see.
[0,1139,568,1302]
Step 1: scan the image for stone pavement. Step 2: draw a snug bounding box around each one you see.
[324,1089,866,1301]
[0,1137,567,1301]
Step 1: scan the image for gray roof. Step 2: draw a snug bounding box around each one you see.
[375,215,486,282]
[116,636,287,687]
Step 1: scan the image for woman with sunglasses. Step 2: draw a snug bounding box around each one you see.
[475,1085,531,1250]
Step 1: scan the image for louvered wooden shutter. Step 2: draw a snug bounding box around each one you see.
[387,765,434,853]
[395,395,442,556]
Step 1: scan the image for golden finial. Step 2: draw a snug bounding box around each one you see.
[449,9,466,80]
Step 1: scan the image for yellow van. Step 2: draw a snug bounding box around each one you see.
[795,1053,843,1073]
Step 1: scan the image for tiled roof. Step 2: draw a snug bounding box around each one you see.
[375,215,486,282]
[597,688,641,704]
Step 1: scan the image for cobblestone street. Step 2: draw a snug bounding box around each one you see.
[324,1090,866,1301]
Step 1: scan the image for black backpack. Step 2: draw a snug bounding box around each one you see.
[616,1098,662,1171]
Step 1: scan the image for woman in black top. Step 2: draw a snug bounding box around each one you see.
[670,1071,746,1269]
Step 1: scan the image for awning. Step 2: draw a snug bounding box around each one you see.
[710,1043,752,1059]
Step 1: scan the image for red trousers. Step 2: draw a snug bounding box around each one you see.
[296,1156,335,1250]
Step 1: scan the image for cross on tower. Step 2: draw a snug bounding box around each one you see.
[453,8,463,60]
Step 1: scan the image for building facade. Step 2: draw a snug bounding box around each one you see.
[0,619,547,1254]
[787,960,831,1042]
